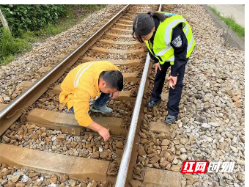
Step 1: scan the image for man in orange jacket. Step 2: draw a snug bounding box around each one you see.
[59,61,123,141]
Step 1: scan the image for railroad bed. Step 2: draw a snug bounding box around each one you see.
[0,4,166,187]
[0,4,245,187]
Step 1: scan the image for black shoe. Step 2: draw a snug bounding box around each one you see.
[165,115,177,124]
[147,99,161,108]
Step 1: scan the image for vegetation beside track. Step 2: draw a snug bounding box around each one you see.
[208,5,245,41]
[0,5,107,65]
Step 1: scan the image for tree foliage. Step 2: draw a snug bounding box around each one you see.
[0,5,107,64]
[0,5,67,37]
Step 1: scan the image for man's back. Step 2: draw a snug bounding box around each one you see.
[59,61,119,110]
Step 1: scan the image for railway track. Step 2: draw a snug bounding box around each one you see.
[0,5,157,186]
[0,4,179,187]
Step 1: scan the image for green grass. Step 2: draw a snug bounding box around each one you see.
[208,5,245,41]
[0,5,107,65]
[26,5,107,38]
[0,28,32,65]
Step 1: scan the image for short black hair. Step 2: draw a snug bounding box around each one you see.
[100,70,123,91]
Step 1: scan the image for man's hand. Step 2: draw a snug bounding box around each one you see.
[88,121,110,141]
[110,91,119,99]
[168,76,177,88]
[98,127,110,141]
[154,63,161,74]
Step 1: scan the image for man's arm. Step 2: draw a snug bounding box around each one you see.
[73,88,110,141]
[88,121,110,141]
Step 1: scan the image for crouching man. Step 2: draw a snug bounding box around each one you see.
[59,61,123,141]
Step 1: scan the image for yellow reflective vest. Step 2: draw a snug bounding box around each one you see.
[59,61,119,127]
[145,12,195,65]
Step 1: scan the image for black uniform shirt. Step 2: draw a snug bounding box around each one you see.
[148,16,188,77]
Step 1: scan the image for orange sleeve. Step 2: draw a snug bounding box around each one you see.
[73,88,93,127]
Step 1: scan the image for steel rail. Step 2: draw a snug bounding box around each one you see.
[115,4,162,187]
[0,5,130,136]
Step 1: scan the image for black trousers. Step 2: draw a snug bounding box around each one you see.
[150,61,187,116]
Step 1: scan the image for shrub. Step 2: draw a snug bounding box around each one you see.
[0,28,31,64]
[0,5,67,37]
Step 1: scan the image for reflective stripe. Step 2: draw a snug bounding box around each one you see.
[184,24,189,36]
[74,63,90,88]
[156,18,186,57]
[157,24,190,56]
[146,13,194,65]
[156,45,172,56]
[74,61,100,88]
[187,37,194,52]
[168,56,175,61]
[164,18,185,44]
[164,12,176,16]
[162,38,193,63]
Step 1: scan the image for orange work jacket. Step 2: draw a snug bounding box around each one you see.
[59,61,119,126]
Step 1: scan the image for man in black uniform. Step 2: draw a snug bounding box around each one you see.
[132,12,195,124]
